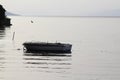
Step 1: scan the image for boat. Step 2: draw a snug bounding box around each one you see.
[0,18,11,26]
[0,5,11,26]
[23,42,72,53]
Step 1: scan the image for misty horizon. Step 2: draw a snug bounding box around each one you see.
[1,0,120,17]
[6,9,120,17]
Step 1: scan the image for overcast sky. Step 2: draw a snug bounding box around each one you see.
[0,0,120,16]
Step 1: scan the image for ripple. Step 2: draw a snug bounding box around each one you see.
[23,53,72,57]
[25,62,71,65]
[23,57,71,61]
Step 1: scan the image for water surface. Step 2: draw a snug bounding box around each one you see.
[0,16,120,80]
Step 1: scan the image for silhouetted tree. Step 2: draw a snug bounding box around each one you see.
[0,5,11,26]
[0,5,6,20]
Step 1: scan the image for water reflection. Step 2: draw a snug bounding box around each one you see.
[24,52,71,57]
[0,26,10,80]
[0,51,5,80]
[0,26,6,39]
[23,53,72,75]
[0,26,9,53]
[0,57,5,70]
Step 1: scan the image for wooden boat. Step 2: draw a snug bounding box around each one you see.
[23,42,72,53]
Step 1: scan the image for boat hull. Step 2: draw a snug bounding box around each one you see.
[23,42,72,53]
[0,18,11,26]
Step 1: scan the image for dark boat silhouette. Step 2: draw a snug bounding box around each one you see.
[23,42,72,53]
[0,5,11,26]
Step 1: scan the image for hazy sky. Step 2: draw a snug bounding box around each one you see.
[0,0,120,16]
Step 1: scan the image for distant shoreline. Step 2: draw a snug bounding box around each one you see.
[12,15,120,18]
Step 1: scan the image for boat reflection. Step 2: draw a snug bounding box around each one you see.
[0,26,6,39]
[0,26,10,52]
[0,26,10,74]
[23,53,72,74]
[0,55,5,80]
[0,57,5,71]
[24,52,71,57]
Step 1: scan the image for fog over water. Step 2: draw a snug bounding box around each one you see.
[1,0,120,16]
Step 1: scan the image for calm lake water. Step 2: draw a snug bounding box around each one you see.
[0,16,120,80]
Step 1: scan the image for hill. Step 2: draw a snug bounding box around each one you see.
[6,12,20,16]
